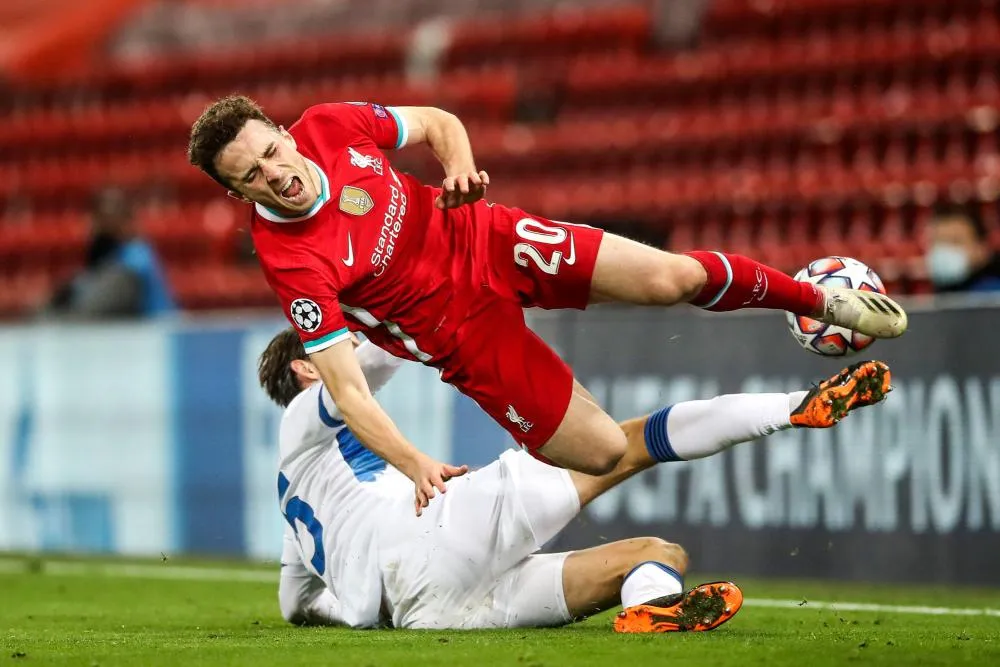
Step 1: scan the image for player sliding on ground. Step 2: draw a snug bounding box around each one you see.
[189,98,907,513]
[259,328,893,631]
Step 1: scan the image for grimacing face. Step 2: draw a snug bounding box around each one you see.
[214,120,322,215]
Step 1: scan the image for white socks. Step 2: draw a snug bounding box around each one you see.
[621,561,684,609]
[788,390,809,416]
[645,392,797,462]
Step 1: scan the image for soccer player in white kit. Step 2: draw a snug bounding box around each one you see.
[259,328,892,632]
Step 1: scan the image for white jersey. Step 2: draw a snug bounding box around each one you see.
[276,342,581,630]
[277,341,409,627]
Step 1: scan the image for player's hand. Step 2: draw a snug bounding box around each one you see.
[409,453,469,516]
[435,170,490,210]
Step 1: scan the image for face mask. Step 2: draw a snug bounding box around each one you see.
[927,244,971,286]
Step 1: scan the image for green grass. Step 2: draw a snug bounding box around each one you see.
[1,555,998,666]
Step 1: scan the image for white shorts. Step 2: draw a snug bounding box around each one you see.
[376,450,580,629]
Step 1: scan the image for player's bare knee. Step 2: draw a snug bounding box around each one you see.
[654,540,690,574]
[586,427,626,475]
[629,537,689,574]
[587,452,621,476]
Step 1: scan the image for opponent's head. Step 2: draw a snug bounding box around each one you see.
[258,328,360,407]
[187,95,321,216]
[258,327,318,407]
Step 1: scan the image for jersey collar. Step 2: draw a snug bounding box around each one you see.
[254,158,330,223]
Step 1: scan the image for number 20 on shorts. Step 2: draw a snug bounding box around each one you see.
[513,218,574,276]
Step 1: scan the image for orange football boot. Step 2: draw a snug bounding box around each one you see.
[790,360,892,429]
[613,581,744,633]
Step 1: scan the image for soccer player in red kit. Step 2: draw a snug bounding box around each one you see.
[188,96,907,514]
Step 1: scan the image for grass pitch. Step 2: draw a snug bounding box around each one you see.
[1,555,998,666]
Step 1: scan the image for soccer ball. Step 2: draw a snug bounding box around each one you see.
[786,256,886,357]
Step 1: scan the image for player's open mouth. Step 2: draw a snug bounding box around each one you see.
[280,176,304,201]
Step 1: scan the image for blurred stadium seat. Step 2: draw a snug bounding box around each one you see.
[0,0,997,316]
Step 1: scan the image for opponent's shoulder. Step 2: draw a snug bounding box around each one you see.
[280,383,319,436]
[279,383,338,456]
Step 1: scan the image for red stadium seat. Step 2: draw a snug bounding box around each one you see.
[1,0,996,305]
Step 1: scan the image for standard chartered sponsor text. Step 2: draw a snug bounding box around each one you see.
[372,183,406,277]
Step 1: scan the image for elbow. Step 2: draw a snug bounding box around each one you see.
[278,570,316,626]
[440,108,461,125]
[281,606,307,626]
[426,108,464,136]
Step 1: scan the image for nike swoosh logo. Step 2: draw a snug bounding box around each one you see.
[342,231,354,267]
[564,232,576,266]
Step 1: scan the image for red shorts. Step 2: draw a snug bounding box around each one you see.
[439,203,604,452]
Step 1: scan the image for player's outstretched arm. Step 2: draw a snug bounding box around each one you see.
[309,339,468,515]
[393,106,489,210]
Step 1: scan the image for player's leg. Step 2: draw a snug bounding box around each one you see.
[534,389,628,475]
[383,449,584,629]
[537,368,804,478]
[490,205,904,342]
[563,537,744,633]
[464,538,686,629]
[535,354,891,478]
[560,537,689,620]
[589,233,907,338]
[565,359,893,506]
[476,537,741,632]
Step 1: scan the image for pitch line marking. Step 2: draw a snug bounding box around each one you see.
[745,598,1000,617]
[2,558,999,618]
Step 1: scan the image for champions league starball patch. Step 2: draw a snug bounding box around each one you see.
[291,298,323,333]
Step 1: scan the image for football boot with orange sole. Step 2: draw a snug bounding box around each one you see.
[790,360,892,428]
[613,581,744,633]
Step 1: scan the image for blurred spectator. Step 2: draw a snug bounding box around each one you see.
[41,188,176,319]
[926,203,1000,293]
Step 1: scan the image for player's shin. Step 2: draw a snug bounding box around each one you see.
[643,392,802,463]
[684,251,824,315]
[570,392,805,506]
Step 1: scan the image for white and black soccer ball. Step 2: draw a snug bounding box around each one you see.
[786,256,886,357]
[290,298,323,333]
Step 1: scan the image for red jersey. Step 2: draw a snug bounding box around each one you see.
[253,102,608,452]
[251,102,488,362]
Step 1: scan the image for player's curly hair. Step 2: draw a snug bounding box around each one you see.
[187,94,276,188]
[258,327,308,408]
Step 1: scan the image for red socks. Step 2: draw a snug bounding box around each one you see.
[684,251,823,316]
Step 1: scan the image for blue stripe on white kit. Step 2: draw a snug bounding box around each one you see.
[317,388,386,481]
